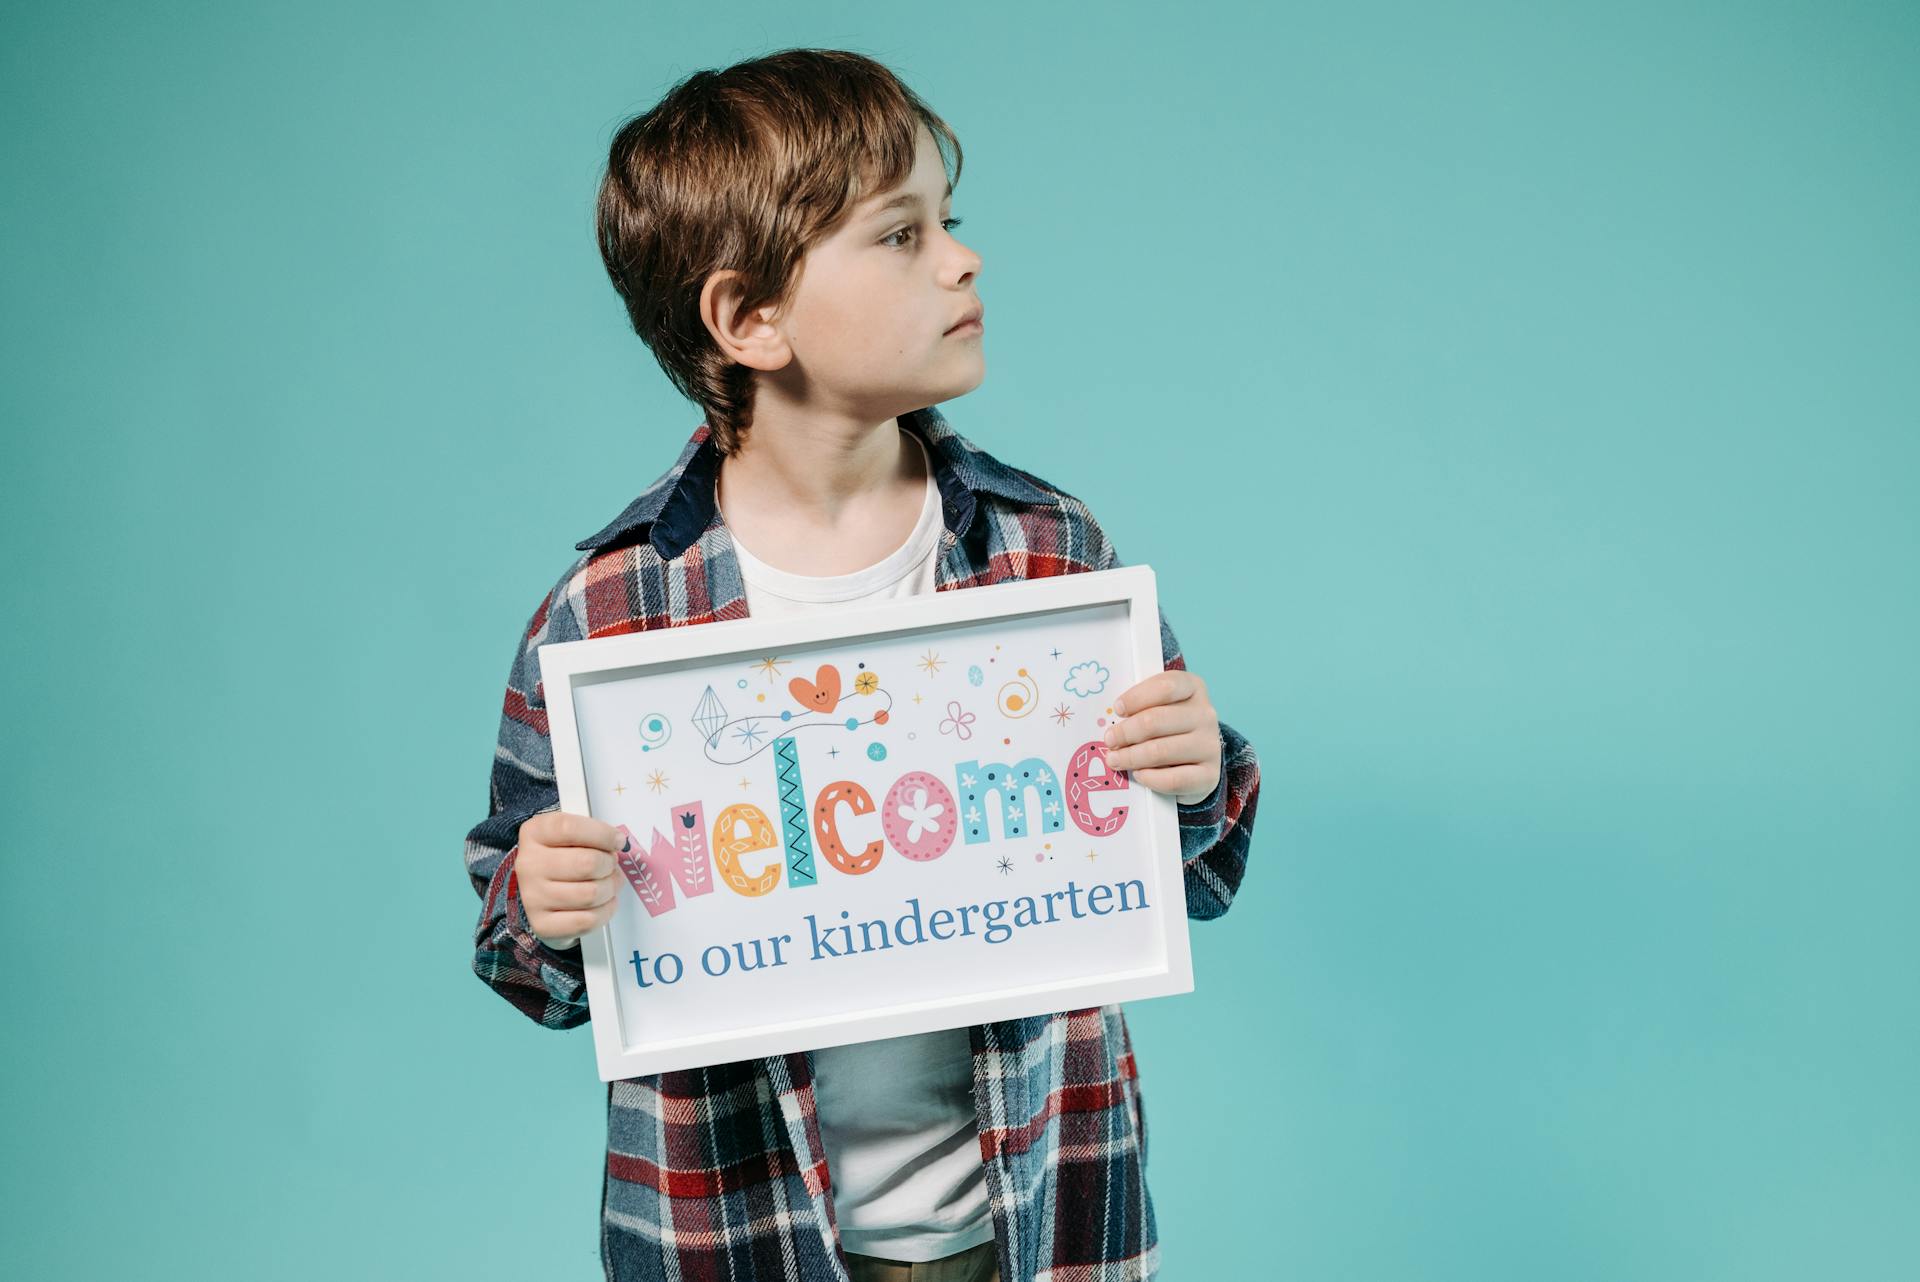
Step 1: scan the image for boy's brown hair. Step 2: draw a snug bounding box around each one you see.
[595,48,964,456]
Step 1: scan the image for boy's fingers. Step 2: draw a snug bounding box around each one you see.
[1104,706,1155,747]
[1104,703,1201,748]
[535,871,619,912]
[1107,729,1212,772]
[536,910,601,943]
[568,876,619,910]
[562,813,622,852]
[1132,764,1214,796]
[1112,670,1202,717]
[526,813,620,855]
[543,846,619,881]
[524,810,618,852]
[565,890,620,929]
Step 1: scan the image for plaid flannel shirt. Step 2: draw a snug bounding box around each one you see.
[465,405,1262,1281]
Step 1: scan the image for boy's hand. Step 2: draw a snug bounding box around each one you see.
[1102,671,1222,806]
[516,811,623,950]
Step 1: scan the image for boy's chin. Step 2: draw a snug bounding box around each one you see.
[931,362,986,402]
[830,360,984,421]
[871,373,983,420]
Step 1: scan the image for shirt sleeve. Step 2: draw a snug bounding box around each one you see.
[462,574,594,1029]
[1082,507,1264,922]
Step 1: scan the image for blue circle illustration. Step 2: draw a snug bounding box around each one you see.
[967,664,984,687]
[637,714,672,752]
[866,743,888,762]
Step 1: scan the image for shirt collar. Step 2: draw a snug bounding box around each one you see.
[573,405,1058,559]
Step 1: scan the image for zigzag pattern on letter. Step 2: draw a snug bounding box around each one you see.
[774,735,816,887]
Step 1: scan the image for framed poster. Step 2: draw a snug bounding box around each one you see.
[538,564,1193,1081]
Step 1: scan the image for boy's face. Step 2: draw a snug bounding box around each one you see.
[740,125,985,422]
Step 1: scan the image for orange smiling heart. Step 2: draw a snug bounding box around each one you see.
[789,664,842,715]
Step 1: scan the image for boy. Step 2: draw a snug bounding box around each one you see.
[464,48,1261,1282]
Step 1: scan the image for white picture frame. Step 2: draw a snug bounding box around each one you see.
[538,564,1193,1081]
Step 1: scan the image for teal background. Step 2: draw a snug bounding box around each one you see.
[3,1,1915,1277]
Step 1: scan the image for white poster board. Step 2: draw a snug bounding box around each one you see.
[539,565,1193,1081]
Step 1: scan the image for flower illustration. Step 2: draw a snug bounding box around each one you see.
[898,788,945,843]
[938,700,976,740]
[854,670,879,695]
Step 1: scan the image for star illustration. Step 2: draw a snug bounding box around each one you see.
[646,770,670,794]
[1044,800,1061,817]
[1050,704,1074,726]
[960,772,977,788]
[612,781,627,795]
[1036,768,1053,785]
[966,805,982,824]
[1049,648,1062,660]
[912,693,924,705]
[995,856,1014,875]
[1086,849,1099,862]
[827,746,840,758]
[917,649,945,677]
[738,777,752,791]
[734,722,766,748]
[752,656,789,682]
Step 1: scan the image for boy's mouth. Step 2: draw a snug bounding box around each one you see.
[944,305,985,335]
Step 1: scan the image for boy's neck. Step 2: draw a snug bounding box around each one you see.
[716,408,920,527]
[713,406,932,575]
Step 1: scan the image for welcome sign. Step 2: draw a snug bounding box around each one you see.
[540,566,1193,1080]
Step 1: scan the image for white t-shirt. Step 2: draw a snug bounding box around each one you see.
[718,436,995,1263]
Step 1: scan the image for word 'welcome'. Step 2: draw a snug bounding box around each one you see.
[612,735,1129,917]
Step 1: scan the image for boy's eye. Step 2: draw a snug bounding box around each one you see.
[882,217,963,249]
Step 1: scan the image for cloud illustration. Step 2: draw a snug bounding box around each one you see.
[1064,661,1110,698]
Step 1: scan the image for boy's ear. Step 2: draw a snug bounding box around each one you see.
[700,269,792,371]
